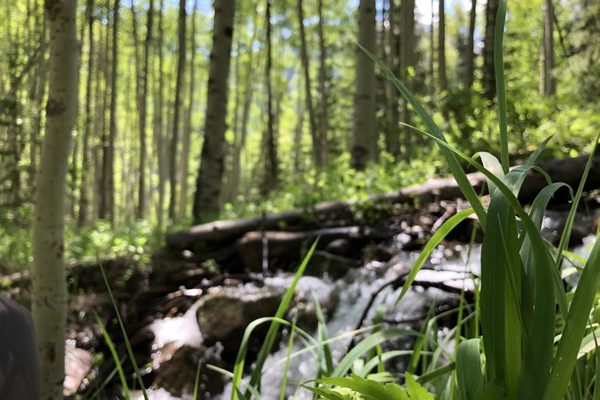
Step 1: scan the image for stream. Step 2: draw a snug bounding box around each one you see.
[131,209,597,400]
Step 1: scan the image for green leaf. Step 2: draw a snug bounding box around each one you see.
[245,239,319,398]
[406,373,435,399]
[396,208,475,305]
[477,152,504,196]
[544,238,600,399]
[332,329,421,378]
[494,0,509,173]
[456,339,484,400]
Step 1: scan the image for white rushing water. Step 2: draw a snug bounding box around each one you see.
[139,228,596,400]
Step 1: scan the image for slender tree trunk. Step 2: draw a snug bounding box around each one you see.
[293,87,304,174]
[263,0,278,192]
[100,0,119,223]
[465,0,477,88]
[193,0,236,221]
[540,0,556,96]
[399,0,415,152]
[30,13,48,192]
[385,0,400,158]
[317,0,329,167]
[178,0,197,220]
[297,0,321,168]
[78,0,95,228]
[33,0,78,396]
[94,3,110,221]
[430,0,435,101]
[222,35,242,205]
[133,0,153,219]
[168,0,186,220]
[438,0,447,92]
[231,8,259,204]
[483,0,499,100]
[154,0,166,230]
[351,0,377,171]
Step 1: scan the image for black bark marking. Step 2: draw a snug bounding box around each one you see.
[46,99,67,117]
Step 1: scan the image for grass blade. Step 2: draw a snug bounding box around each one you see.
[232,317,291,400]
[544,238,600,399]
[193,360,202,400]
[396,208,475,305]
[456,339,483,400]
[555,135,600,267]
[494,0,509,173]
[332,329,421,377]
[94,312,130,400]
[245,239,318,397]
[98,262,148,399]
[279,314,298,400]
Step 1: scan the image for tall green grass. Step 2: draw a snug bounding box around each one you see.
[362,0,600,398]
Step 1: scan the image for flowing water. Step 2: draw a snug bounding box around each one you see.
[136,212,597,400]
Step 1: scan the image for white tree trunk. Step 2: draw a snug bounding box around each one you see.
[33,0,78,397]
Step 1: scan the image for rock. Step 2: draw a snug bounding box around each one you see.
[195,285,285,355]
[64,344,94,396]
[152,344,227,399]
[325,238,350,256]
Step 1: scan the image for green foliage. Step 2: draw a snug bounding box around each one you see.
[221,153,441,220]
[306,373,434,400]
[0,212,160,275]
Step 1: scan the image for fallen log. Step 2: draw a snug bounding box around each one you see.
[236,226,387,273]
[167,154,600,252]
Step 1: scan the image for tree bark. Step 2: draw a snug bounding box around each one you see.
[483,0,499,100]
[297,0,322,168]
[193,0,236,221]
[30,13,48,192]
[33,0,78,396]
[351,0,377,170]
[178,0,197,220]
[399,0,415,151]
[438,0,447,92]
[100,0,120,223]
[540,0,556,96]
[385,0,400,158]
[465,0,477,88]
[168,0,187,221]
[262,0,278,194]
[154,0,166,230]
[317,0,329,167]
[135,0,154,219]
[78,0,95,228]
[231,9,259,205]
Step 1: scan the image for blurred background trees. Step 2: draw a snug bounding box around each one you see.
[0,0,599,254]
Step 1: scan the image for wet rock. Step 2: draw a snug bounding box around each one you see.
[64,344,94,396]
[309,251,361,279]
[195,285,285,354]
[153,344,227,399]
[325,238,350,256]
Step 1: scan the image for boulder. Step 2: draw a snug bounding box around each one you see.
[152,344,227,399]
[195,285,285,356]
